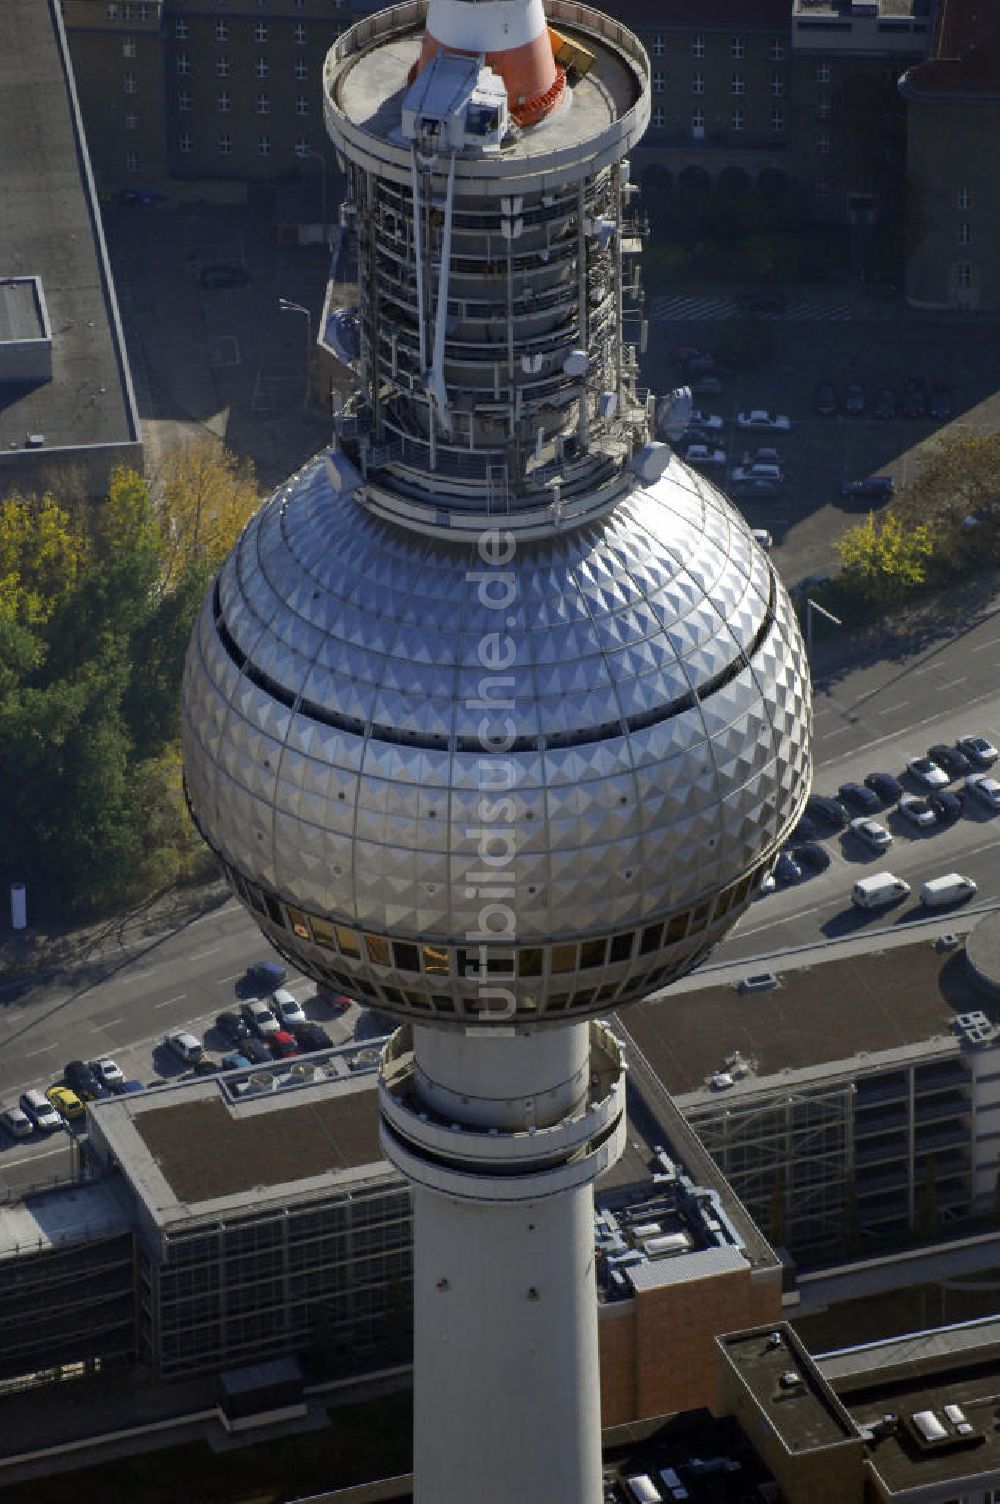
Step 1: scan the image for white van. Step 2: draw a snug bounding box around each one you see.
[625,1476,662,1504]
[852,872,911,910]
[919,873,977,908]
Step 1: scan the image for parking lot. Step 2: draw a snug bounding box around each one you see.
[103,190,334,486]
[641,294,1000,587]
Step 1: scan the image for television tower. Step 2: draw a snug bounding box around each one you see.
[181,2,812,1499]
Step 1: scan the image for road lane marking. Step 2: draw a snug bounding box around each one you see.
[24,1045,54,1058]
[188,947,221,962]
[154,993,188,1009]
[971,637,1000,653]
[880,701,910,716]
[216,972,244,985]
[7,1144,71,1167]
[101,1017,125,1029]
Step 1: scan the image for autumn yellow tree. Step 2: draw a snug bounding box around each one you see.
[154,437,260,593]
[836,510,934,607]
[0,492,84,628]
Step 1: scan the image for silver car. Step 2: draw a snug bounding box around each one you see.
[1,1105,32,1139]
[906,756,949,790]
[849,816,892,852]
[965,773,1000,810]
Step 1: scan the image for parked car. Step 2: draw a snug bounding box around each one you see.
[814,381,837,416]
[849,816,892,852]
[221,1050,253,1071]
[163,1029,205,1065]
[806,793,848,829]
[687,408,723,431]
[928,743,973,778]
[241,999,280,1037]
[316,987,355,1013]
[864,771,903,805]
[874,387,897,420]
[120,1080,145,1095]
[930,790,964,822]
[736,408,790,431]
[291,1020,335,1051]
[907,756,949,790]
[20,1089,64,1132]
[272,988,306,1028]
[844,381,865,415]
[63,1059,104,1101]
[245,960,288,992]
[682,442,727,469]
[216,1010,251,1045]
[965,773,1000,810]
[791,841,831,874]
[88,1058,126,1094]
[841,475,895,499]
[1,1105,32,1139]
[774,851,803,884]
[730,462,783,486]
[46,1084,85,1121]
[729,475,781,498]
[838,782,881,814]
[898,793,937,829]
[191,1057,222,1076]
[957,734,998,766]
[269,1030,299,1059]
[741,446,781,468]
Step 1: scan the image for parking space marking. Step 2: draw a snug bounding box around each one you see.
[971,637,1000,653]
[880,701,910,716]
[24,1045,55,1058]
[188,947,220,963]
[101,1017,126,1029]
[216,971,244,985]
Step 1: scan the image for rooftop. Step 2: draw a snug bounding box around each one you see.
[820,1317,1000,1494]
[619,933,987,1104]
[88,1052,389,1229]
[719,1324,861,1453]
[0,0,138,455]
[900,0,1000,97]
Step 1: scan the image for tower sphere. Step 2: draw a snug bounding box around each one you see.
[181,454,811,1026]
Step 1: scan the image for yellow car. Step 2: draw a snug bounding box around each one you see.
[46,1084,84,1121]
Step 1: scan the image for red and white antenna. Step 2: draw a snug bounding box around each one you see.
[412,0,565,124]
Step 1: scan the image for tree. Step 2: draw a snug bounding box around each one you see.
[155,438,259,593]
[836,510,934,606]
[901,429,1000,550]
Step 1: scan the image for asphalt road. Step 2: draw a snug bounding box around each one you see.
[3,593,1000,1192]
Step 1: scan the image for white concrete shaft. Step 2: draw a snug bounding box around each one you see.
[412,1019,590,1129]
[424,0,548,52]
[412,1178,603,1504]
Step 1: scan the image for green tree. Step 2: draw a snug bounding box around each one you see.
[836,510,934,606]
[901,429,1000,550]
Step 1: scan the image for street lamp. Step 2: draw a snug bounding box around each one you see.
[300,146,328,249]
[805,597,842,658]
[279,297,313,410]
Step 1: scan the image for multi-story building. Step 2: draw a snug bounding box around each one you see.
[63,0,362,192]
[902,0,1000,308]
[622,917,1000,1263]
[0,1033,779,1477]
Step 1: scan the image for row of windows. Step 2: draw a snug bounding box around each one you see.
[175,21,310,44]
[175,134,317,158]
[177,53,309,75]
[649,35,786,61]
[173,91,311,115]
[651,108,787,134]
[652,71,788,97]
[228,864,759,988]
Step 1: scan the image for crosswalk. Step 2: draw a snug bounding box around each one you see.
[648,293,854,323]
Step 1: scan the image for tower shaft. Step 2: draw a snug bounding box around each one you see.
[380,1021,626,1502]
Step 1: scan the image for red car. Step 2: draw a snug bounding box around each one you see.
[269,1030,299,1059]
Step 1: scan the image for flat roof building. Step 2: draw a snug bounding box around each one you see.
[0,0,141,497]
